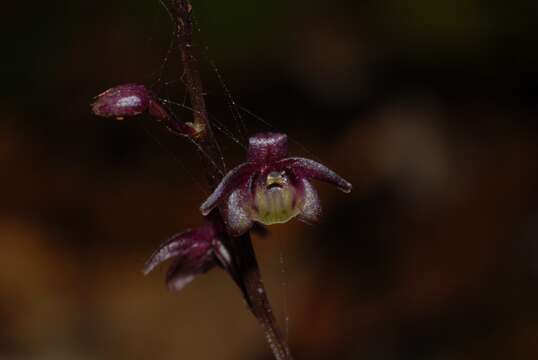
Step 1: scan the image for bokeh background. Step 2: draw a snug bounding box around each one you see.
[3,0,538,359]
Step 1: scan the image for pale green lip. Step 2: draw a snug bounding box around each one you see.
[253,186,300,225]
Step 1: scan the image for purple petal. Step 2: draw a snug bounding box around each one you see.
[200,163,255,216]
[143,227,214,275]
[297,179,322,224]
[143,230,194,275]
[247,133,288,164]
[92,84,150,119]
[143,219,233,292]
[221,184,254,236]
[162,229,220,292]
[282,157,352,193]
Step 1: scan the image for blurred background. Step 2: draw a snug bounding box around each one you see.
[3,0,538,359]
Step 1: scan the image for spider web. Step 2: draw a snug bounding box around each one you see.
[145,1,320,164]
[141,0,326,339]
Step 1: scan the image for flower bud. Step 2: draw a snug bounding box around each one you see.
[91,84,151,120]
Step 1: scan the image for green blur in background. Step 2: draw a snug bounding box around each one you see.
[2,0,538,359]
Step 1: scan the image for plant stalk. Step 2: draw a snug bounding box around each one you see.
[169,1,293,359]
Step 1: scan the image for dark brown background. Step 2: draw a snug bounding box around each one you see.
[2,0,538,359]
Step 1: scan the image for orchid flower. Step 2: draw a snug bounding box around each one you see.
[200,132,352,236]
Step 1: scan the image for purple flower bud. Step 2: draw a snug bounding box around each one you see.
[143,219,231,292]
[92,84,151,120]
[92,84,199,137]
[200,132,352,236]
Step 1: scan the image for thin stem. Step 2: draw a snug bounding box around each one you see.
[228,234,293,360]
[168,1,294,359]
[170,0,223,185]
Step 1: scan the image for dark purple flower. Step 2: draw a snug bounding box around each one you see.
[143,219,231,292]
[200,132,352,236]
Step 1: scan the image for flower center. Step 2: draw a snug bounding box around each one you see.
[266,171,286,189]
[252,171,300,225]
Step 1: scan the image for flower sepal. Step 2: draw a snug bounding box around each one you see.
[143,217,231,292]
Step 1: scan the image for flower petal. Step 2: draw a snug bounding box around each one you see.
[143,226,215,274]
[221,185,254,236]
[143,219,233,292]
[149,232,216,293]
[282,157,352,193]
[297,179,322,224]
[143,230,194,275]
[200,163,254,216]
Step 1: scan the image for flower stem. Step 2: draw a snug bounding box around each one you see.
[170,0,222,185]
[169,1,293,359]
[228,234,294,360]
